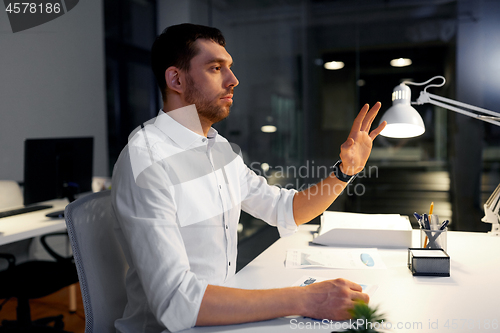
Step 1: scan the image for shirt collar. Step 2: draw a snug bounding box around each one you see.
[154,110,218,150]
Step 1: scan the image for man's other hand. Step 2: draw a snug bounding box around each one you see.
[300,278,370,321]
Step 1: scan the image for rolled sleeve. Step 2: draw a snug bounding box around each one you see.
[160,272,207,332]
[275,187,298,237]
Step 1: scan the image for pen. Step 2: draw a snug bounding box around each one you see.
[439,220,450,230]
[423,213,430,248]
[413,212,424,229]
[423,214,430,230]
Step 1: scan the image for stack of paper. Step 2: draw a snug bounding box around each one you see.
[313,211,412,248]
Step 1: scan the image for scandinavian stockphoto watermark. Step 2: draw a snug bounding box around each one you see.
[3,0,79,33]
[249,161,378,197]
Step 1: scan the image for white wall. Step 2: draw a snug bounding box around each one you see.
[157,0,190,33]
[0,0,108,182]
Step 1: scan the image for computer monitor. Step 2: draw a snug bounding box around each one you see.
[23,137,94,205]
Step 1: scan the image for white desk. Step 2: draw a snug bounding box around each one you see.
[186,225,500,332]
[0,198,69,246]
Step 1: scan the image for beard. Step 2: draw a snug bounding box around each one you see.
[184,73,233,124]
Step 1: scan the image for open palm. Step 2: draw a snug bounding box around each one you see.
[339,102,386,175]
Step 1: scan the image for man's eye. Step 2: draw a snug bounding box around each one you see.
[212,66,221,71]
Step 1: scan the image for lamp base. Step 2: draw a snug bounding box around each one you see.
[489,223,500,236]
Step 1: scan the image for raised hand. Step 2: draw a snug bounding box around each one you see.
[339,102,386,176]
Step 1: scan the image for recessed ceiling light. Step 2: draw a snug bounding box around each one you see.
[324,61,345,70]
[390,58,412,67]
[261,125,277,133]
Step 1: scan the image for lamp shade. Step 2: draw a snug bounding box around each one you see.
[379,83,425,138]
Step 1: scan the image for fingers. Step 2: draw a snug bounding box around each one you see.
[369,120,387,140]
[332,279,369,305]
[341,278,363,292]
[360,102,382,132]
[351,104,370,133]
[352,290,370,304]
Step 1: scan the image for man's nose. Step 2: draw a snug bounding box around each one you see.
[226,70,239,88]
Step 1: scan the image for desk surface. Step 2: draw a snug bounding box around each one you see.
[0,198,68,246]
[187,225,500,332]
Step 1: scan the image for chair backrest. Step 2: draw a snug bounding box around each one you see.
[65,190,128,333]
[0,180,23,209]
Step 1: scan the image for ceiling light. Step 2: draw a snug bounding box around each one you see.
[390,58,412,67]
[324,61,345,70]
[261,125,277,133]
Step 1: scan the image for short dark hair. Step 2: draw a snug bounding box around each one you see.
[151,23,226,102]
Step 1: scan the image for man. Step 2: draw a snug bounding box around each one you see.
[111,23,386,332]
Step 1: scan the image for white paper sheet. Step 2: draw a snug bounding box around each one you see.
[286,248,387,269]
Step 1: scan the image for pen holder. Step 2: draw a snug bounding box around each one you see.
[420,228,447,251]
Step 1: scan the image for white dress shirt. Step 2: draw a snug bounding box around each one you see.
[111,111,297,332]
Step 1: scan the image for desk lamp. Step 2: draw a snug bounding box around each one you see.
[378,76,500,235]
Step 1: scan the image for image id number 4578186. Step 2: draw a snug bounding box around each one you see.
[5,2,61,14]
[443,319,498,330]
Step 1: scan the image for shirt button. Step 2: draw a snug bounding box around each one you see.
[229,262,231,266]
[225,225,228,229]
[202,138,206,142]
[219,185,222,189]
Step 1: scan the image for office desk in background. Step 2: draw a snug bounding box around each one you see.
[186,225,500,333]
[0,198,68,246]
[0,198,79,314]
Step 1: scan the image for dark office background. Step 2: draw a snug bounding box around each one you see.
[103,0,500,250]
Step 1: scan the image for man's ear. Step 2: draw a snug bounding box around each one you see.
[165,66,183,94]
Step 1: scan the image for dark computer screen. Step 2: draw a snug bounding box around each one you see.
[23,137,94,205]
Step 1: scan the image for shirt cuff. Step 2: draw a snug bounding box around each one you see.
[160,272,208,332]
[276,188,298,237]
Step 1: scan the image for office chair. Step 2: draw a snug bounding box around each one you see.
[0,234,78,332]
[64,190,128,333]
[0,180,79,332]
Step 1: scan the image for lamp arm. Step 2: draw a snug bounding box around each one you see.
[415,91,500,127]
